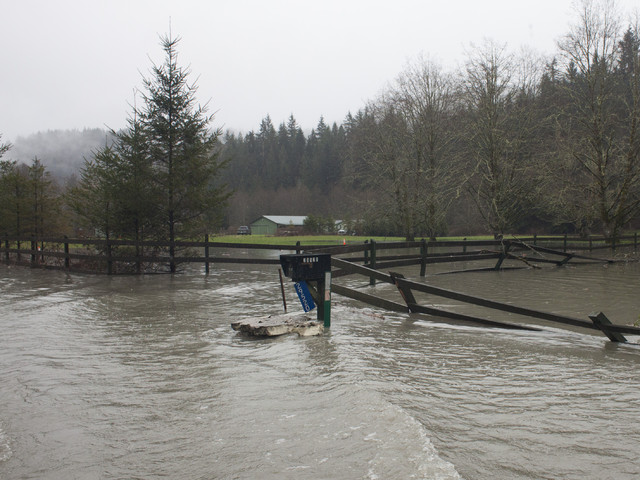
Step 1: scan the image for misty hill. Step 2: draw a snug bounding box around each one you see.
[8,128,114,179]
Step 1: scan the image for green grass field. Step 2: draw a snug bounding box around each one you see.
[211,234,400,245]
[209,234,500,245]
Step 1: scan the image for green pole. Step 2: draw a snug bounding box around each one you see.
[323,270,331,328]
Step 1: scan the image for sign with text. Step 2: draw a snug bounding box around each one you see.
[294,281,316,312]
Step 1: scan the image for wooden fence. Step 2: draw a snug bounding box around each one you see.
[330,257,640,342]
[1,233,637,275]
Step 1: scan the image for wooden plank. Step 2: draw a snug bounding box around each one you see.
[331,281,539,332]
[596,323,640,335]
[331,284,409,313]
[408,303,541,331]
[436,267,529,275]
[394,277,600,331]
[390,272,418,307]
[511,241,614,263]
[374,258,422,270]
[589,312,628,343]
[425,253,501,263]
[330,257,394,284]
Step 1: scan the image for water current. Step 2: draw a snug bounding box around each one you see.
[1,255,639,479]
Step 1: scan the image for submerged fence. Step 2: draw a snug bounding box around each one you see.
[1,233,637,275]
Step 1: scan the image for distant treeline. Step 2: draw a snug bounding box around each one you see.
[221,2,640,240]
[1,1,640,242]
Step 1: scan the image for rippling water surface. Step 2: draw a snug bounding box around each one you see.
[1,259,639,479]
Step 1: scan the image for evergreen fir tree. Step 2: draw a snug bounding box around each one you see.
[140,34,229,271]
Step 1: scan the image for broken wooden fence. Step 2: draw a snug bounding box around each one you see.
[330,257,640,343]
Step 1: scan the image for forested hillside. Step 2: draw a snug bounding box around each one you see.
[9,129,115,179]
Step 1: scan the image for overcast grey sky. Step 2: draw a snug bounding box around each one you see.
[2,0,638,142]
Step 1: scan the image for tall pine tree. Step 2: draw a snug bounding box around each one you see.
[140,34,229,271]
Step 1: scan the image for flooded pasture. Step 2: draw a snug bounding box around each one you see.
[1,257,639,479]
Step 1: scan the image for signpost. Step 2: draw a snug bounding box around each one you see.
[280,253,332,328]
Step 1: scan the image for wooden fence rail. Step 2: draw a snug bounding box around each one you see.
[1,233,637,275]
[330,257,640,342]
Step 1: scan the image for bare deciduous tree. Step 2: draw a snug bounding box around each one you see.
[348,57,459,240]
[556,0,640,238]
[461,41,543,236]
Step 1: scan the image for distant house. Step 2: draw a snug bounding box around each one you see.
[250,215,308,235]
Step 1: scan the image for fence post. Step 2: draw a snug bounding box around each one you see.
[563,234,567,252]
[533,233,537,246]
[64,236,70,269]
[369,239,377,286]
[364,240,369,265]
[420,238,428,277]
[589,235,593,251]
[106,238,113,275]
[611,235,616,252]
[462,237,467,253]
[170,240,176,274]
[30,237,36,267]
[135,235,141,275]
[296,241,301,254]
[204,234,210,275]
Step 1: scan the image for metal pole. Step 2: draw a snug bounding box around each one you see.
[319,270,331,328]
[278,268,288,313]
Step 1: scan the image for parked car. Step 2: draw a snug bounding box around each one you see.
[237,226,251,235]
[337,228,347,235]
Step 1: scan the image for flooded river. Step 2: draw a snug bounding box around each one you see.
[1,258,639,479]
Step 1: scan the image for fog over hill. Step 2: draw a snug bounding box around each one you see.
[8,129,114,179]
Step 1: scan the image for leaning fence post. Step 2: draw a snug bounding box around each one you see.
[391,272,417,311]
[589,312,627,343]
[204,233,210,275]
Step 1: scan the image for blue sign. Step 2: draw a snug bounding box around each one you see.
[294,281,316,312]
